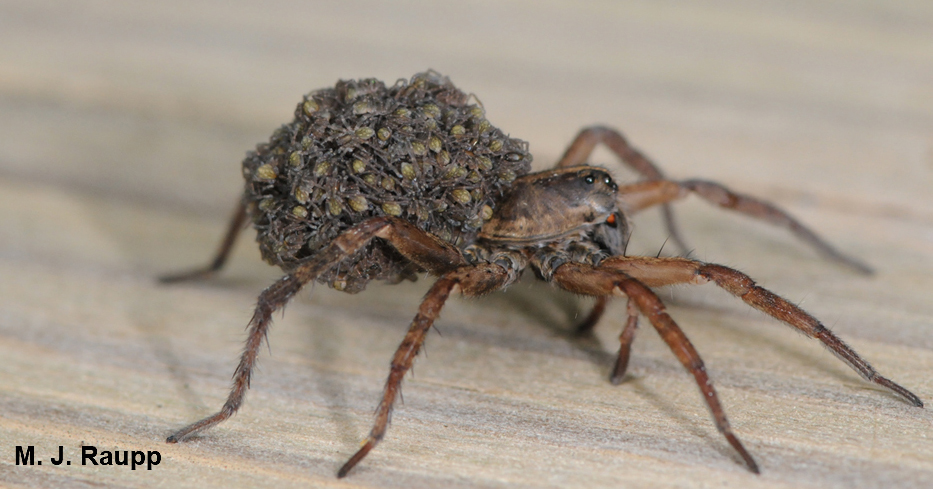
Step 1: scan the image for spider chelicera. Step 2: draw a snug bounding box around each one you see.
[161,73,922,477]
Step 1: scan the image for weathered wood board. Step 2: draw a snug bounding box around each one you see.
[1,1,932,487]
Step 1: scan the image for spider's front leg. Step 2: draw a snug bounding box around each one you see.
[616,177,872,274]
[552,262,760,473]
[599,255,922,406]
[553,256,922,472]
[165,216,467,444]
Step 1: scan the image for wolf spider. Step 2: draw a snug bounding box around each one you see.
[163,126,922,477]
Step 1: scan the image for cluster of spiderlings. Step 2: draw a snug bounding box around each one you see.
[241,71,531,292]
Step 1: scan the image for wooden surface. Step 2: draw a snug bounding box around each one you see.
[2,1,932,487]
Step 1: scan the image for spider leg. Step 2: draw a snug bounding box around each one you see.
[610,299,640,385]
[617,179,873,274]
[338,262,515,478]
[575,296,638,384]
[159,199,249,283]
[556,126,689,254]
[552,262,759,473]
[166,217,467,444]
[575,296,608,335]
[600,256,923,407]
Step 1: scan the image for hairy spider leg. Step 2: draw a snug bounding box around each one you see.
[610,299,640,385]
[552,262,760,473]
[338,262,516,478]
[166,217,467,443]
[558,127,872,338]
[599,255,921,406]
[159,199,249,283]
[575,296,608,334]
[616,179,873,274]
[574,296,639,385]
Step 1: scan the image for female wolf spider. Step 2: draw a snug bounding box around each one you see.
[161,75,922,477]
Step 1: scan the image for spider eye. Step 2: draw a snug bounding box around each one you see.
[584,175,595,184]
[606,213,618,228]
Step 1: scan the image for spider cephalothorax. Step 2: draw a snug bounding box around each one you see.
[162,72,922,478]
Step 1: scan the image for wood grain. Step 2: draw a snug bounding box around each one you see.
[1,1,932,487]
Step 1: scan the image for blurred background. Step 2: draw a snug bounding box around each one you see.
[1,1,931,488]
[4,1,931,219]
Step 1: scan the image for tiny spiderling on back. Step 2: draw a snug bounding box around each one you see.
[241,72,530,292]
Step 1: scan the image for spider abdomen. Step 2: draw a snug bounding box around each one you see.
[241,72,531,292]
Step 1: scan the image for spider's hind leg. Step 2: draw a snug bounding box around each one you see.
[159,199,249,283]
[166,217,468,444]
